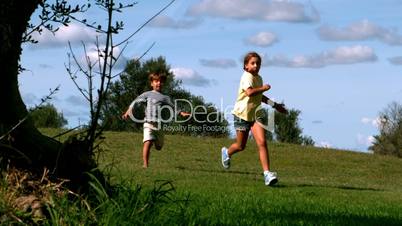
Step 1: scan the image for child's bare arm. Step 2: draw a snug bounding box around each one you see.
[245,84,270,97]
[179,111,191,117]
[122,107,133,120]
[262,95,288,114]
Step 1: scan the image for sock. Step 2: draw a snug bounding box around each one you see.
[263,170,270,176]
[225,148,230,158]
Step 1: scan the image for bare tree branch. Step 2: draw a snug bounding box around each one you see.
[111,41,155,79]
[115,0,175,47]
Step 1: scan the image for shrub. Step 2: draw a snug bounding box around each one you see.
[29,104,67,128]
[370,102,402,158]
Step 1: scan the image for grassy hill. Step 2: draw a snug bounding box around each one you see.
[3,129,401,225]
[95,131,402,225]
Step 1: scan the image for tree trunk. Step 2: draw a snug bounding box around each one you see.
[0,1,97,185]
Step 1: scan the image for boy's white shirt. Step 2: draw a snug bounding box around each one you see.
[232,71,263,122]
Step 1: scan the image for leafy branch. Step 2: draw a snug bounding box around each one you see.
[23,0,90,44]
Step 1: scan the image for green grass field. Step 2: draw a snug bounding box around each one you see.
[89,131,402,225]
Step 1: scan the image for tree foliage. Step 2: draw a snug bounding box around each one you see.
[1,0,175,191]
[29,104,67,128]
[268,108,314,146]
[102,56,229,137]
[370,102,402,158]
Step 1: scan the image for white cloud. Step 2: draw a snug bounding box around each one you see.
[263,45,377,68]
[199,58,237,68]
[65,95,88,107]
[311,120,323,124]
[187,0,319,23]
[245,31,278,47]
[361,117,373,124]
[149,15,201,29]
[318,20,402,45]
[388,56,402,65]
[316,141,332,148]
[361,117,379,128]
[170,67,211,87]
[39,64,53,69]
[22,93,39,106]
[62,109,88,118]
[81,45,129,70]
[357,134,375,147]
[32,23,97,48]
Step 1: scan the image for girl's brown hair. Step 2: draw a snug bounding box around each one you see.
[243,51,261,70]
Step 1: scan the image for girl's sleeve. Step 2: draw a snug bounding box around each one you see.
[240,74,253,91]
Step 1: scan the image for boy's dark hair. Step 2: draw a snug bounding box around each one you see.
[243,51,262,70]
[149,72,167,83]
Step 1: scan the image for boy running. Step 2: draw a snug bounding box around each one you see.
[122,72,190,168]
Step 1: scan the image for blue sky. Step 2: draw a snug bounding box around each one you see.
[20,0,402,151]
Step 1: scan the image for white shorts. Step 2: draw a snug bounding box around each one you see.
[143,123,164,149]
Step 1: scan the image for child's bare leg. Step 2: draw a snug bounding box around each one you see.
[228,130,249,157]
[142,140,153,168]
[251,123,270,171]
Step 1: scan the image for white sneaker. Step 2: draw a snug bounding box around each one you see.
[264,171,278,186]
[221,147,230,169]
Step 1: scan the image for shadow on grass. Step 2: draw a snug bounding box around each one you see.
[174,166,384,192]
[273,183,384,191]
[174,165,256,175]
